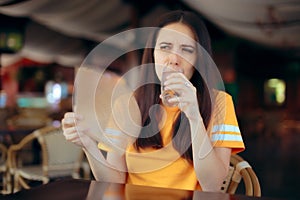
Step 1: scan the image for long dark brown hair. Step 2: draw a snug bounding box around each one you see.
[133,10,212,163]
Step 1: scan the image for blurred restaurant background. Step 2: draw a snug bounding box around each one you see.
[0,0,299,199]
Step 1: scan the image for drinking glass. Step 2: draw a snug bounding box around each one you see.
[161,66,183,107]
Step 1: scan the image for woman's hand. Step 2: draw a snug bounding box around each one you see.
[62,112,127,181]
[61,112,94,147]
[161,73,201,120]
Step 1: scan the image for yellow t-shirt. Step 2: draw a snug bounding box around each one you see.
[99,92,245,191]
[209,92,245,154]
[126,106,201,191]
[125,92,244,191]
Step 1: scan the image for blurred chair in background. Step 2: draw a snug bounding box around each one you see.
[0,108,9,130]
[221,154,261,197]
[6,108,53,131]
[7,126,90,193]
[6,108,53,166]
[0,143,8,194]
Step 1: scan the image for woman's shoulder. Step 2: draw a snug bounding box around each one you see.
[212,90,233,102]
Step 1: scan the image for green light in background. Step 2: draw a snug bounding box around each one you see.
[0,29,24,53]
[264,78,286,105]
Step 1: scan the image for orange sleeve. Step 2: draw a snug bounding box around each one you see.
[211,92,245,154]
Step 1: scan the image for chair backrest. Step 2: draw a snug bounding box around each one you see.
[7,115,52,130]
[35,126,83,176]
[0,143,8,193]
[0,144,7,164]
[0,143,7,172]
[221,154,261,197]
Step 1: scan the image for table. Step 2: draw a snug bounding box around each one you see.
[1,179,285,200]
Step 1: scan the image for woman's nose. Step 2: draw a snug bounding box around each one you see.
[168,53,180,66]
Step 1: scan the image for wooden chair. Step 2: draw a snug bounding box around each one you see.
[6,108,53,131]
[7,126,89,192]
[0,143,9,194]
[221,154,261,197]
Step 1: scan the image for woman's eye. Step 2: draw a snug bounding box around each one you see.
[160,45,171,51]
[182,47,195,54]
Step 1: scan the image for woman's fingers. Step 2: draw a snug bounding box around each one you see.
[64,112,83,120]
[62,112,83,128]
[61,112,98,148]
[63,125,89,138]
[163,73,195,92]
[162,72,200,119]
[63,125,90,147]
[163,81,196,101]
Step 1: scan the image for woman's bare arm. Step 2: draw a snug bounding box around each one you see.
[62,112,126,183]
[189,115,231,191]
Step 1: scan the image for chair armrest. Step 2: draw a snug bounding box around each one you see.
[7,131,39,170]
[0,143,7,161]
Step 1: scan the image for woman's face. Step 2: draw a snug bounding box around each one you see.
[154,22,197,81]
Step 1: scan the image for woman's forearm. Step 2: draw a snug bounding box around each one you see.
[82,147,126,184]
[189,115,230,191]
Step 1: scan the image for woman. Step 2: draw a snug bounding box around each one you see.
[62,10,245,192]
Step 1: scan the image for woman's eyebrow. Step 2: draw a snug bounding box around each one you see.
[159,42,172,45]
[181,44,195,48]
